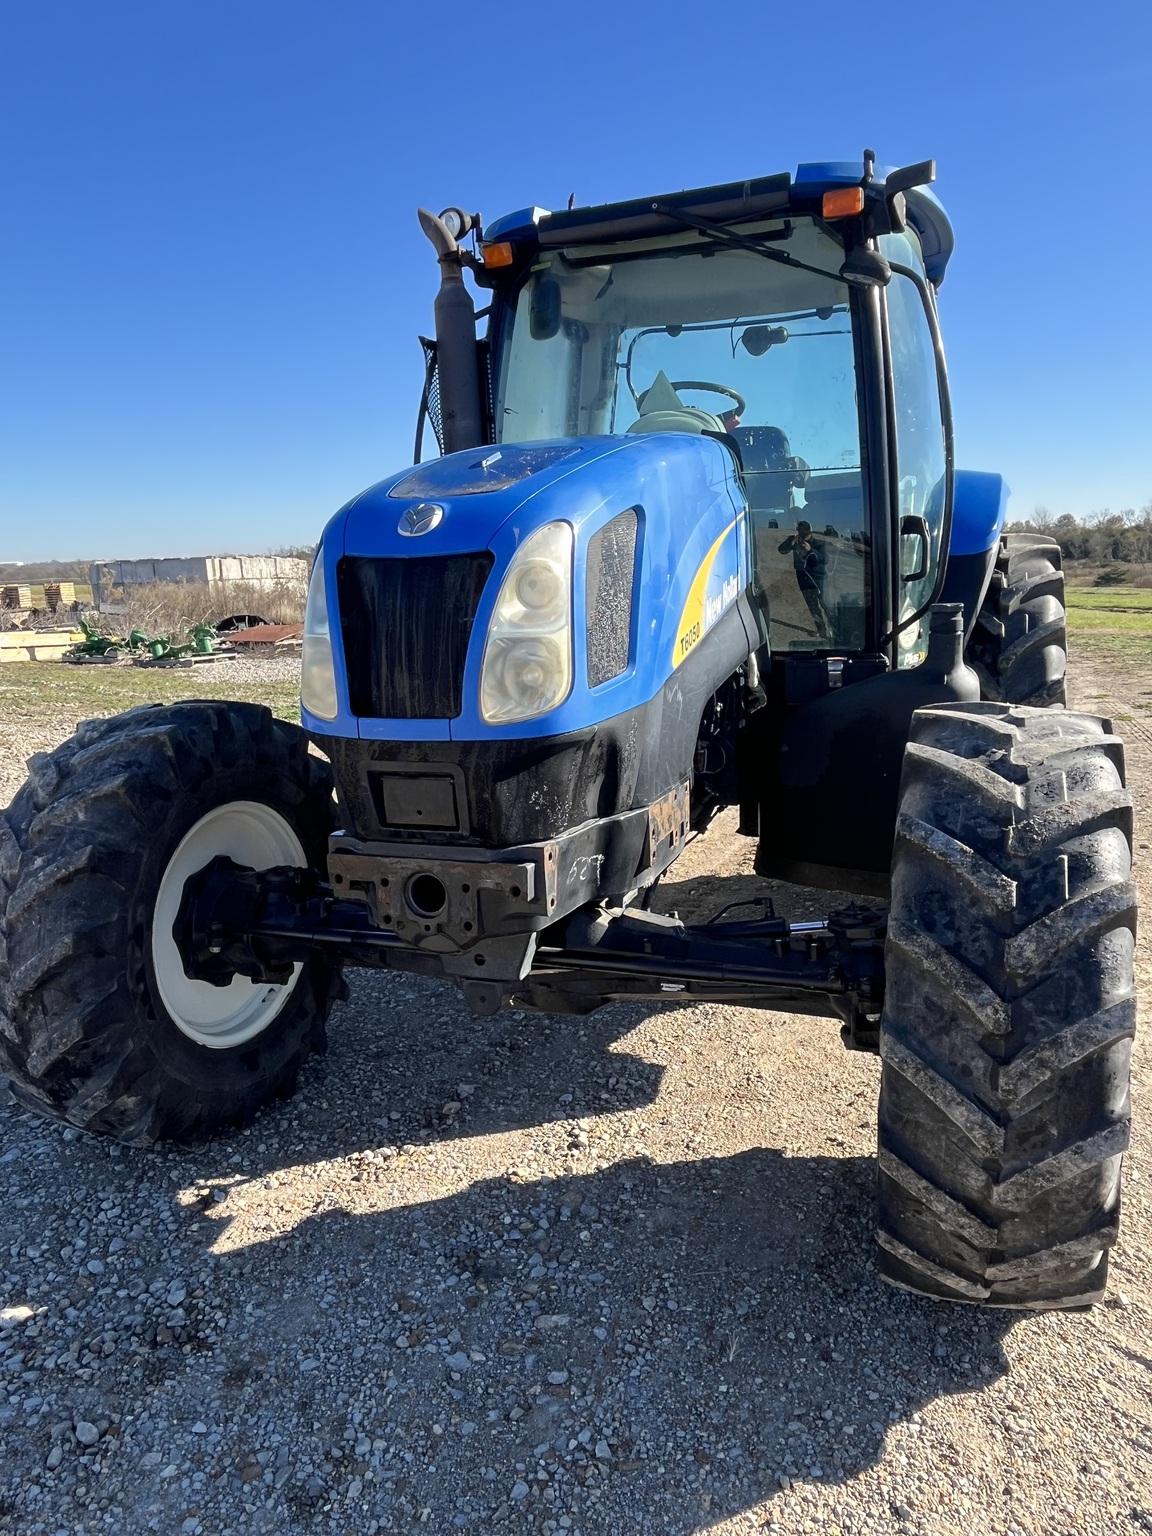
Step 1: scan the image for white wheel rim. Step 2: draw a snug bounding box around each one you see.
[152,800,306,1049]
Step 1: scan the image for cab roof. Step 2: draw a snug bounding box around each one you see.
[485,158,954,286]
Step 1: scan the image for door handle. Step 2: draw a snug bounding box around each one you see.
[900,514,931,582]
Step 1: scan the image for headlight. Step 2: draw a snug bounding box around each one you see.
[512,558,565,618]
[480,522,573,723]
[300,550,338,720]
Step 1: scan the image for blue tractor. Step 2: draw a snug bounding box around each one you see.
[0,155,1135,1309]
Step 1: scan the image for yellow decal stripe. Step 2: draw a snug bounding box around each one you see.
[671,519,736,669]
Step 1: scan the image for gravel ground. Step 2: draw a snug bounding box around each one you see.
[1,654,1149,1536]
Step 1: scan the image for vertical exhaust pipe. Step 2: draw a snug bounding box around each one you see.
[418,209,484,454]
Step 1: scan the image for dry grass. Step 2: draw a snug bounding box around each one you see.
[1065,559,1152,588]
[92,579,306,638]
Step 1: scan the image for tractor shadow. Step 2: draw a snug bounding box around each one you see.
[649,858,872,927]
[225,858,857,1181]
[0,963,1016,1532]
[176,1146,1013,1531]
[225,964,675,1175]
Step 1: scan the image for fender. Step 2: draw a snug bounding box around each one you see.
[940,469,1010,637]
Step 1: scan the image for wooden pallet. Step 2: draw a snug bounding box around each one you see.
[0,629,85,663]
[0,582,92,613]
[133,652,236,668]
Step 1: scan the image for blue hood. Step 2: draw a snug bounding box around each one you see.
[307,432,749,743]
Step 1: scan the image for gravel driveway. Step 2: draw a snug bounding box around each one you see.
[1,656,1149,1535]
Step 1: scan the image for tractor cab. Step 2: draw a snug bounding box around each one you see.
[430,157,956,675]
[493,229,868,656]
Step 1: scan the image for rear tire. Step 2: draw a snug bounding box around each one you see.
[0,701,340,1145]
[969,534,1067,707]
[877,703,1135,1307]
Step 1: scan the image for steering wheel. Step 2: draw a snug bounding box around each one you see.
[668,380,747,417]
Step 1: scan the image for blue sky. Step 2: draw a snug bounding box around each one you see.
[2,0,1150,561]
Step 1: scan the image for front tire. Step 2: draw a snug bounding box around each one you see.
[969,534,1067,708]
[0,702,340,1144]
[877,703,1135,1307]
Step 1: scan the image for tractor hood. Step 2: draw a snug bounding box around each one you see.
[307,431,749,743]
[335,439,635,558]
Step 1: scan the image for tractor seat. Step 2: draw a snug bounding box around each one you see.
[732,425,787,467]
[626,369,725,437]
[627,406,724,435]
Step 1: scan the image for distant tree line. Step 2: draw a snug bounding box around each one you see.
[1008,504,1152,566]
[0,559,90,584]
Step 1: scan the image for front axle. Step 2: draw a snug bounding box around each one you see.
[175,857,887,1050]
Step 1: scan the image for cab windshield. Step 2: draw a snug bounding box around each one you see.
[492,219,868,652]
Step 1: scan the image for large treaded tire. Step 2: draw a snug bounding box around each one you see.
[969,534,1067,708]
[877,703,1136,1308]
[0,702,340,1145]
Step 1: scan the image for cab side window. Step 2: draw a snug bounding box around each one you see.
[884,269,948,664]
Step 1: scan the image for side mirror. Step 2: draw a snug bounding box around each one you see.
[840,247,892,287]
[529,274,562,340]
[885,159,936,196]
[740,325,789,357]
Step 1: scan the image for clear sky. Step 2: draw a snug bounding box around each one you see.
[2,0,1150,561]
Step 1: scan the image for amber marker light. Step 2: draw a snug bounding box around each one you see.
[481,241,515,268]
[822,186,865,218]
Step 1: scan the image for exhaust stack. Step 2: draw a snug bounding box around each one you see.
[417,208,484,454]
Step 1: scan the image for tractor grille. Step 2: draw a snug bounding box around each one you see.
[338,554,493,719]
[586,509,638,687]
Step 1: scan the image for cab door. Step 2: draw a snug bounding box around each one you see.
[880,234,953,667]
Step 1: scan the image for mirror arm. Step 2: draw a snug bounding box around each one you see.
[857,159,937,240]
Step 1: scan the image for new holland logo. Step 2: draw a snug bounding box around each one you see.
[398,502,444,537]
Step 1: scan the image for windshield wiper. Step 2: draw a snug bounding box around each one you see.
[650,204,853,286]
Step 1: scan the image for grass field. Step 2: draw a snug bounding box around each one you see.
[1066,587,1152,611]
[1067,584,1152,661]
[0,656,304,804]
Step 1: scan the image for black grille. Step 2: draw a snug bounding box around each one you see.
[585,509,638,687]
[338,554,492,719]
